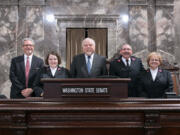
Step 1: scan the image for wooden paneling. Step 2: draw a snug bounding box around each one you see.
[0,99,180,135]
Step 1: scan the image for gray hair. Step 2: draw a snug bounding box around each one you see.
[22,38,35,46]
[120,43,132,50]
[82,37,96,47]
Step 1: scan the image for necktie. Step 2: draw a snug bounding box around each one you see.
[126,59,130,77]
[87,56,91,73]
[25,56,30,88]
[126,59,129,68]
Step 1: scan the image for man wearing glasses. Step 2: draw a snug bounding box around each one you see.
[109,43,145,97]
[9,38,44,98]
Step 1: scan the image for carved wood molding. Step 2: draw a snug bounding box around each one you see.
[144,111,161,135]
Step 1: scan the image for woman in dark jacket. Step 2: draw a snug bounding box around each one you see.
[138,52,173,98]
[34,51,70,97]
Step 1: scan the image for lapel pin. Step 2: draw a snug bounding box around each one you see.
[132,57,136,61]
[117,59,121,62]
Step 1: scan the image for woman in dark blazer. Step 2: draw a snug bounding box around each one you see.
[138,52,173,98]
[34,51,70,97]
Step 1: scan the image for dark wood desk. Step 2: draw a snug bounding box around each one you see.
[1,98,180,135]
[42,78,130,100]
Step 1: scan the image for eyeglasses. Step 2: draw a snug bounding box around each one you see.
[23,44,34,47]
[121,48,132,51]
[150,59,159,62]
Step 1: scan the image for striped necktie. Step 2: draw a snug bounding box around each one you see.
[87,56,91,73]
[25,56,30,87]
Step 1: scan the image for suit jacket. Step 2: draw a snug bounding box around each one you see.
[109,56,145,97]
[33,66,70,97]
[9,55,44,98]
[137,68,173,98]
[70,53,107,78]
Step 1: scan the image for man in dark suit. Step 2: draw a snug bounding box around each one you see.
[9,38,44,98]
[109,43,145,97]
[70,38,107,78]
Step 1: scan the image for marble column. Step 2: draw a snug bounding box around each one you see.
[0,0,18,97]
[147,0,156,52]
[174,0,180,66]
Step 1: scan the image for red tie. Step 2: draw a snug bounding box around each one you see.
[25,56,30,88]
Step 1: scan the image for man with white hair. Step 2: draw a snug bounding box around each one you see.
[9,38,44,98]
[70,37,107,78]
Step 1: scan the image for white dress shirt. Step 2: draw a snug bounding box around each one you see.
[122,57,131,66]
[150,68,158,81]
[24,54,33,68]
[50,67,57,77]
[85,53,94,69]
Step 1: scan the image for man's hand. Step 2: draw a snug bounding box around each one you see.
[21,88,33,97]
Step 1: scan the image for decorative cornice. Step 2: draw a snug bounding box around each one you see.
[55,15,119,22]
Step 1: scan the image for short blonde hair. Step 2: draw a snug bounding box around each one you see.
[147,52,162,66]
